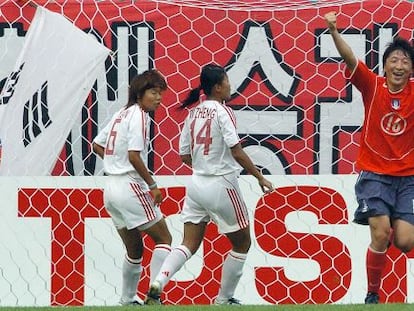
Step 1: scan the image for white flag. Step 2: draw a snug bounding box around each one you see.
[0,6,110,175]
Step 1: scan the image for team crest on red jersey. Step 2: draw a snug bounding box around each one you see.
[391,98,401,110]
[381,112,406,136]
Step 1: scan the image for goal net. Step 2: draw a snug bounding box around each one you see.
[0,0,413,306]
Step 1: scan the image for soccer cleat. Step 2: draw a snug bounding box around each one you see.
[364,292,379,304]
[119,299,143,306]
[228,297,242,305]
[144,280,162,305]
[214,297,242,305]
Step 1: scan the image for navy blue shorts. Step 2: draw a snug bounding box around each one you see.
[353,171,414,225]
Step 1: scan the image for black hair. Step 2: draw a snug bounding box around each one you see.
[126,69,167,108]
[180,64,227,108]
[382,36,414,70]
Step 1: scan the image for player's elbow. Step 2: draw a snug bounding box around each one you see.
[93,142,104,159]
[230,143,243,161]
[180,154,192,166]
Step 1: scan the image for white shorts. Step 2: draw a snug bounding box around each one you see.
[104,174,162,230]
[181,173,249,234]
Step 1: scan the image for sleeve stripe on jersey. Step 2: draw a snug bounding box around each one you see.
[130,183,156,221]
[226,188,249,229]
[223,105,237,128]
[141,109,147,142]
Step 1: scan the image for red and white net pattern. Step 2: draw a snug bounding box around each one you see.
[157,0,358,10]
[0,0,413,306]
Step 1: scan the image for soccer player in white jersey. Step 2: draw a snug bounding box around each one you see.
[93,70,172,306]
[145,64,273,305]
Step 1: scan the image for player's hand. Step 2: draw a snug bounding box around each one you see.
[258,177,273,194]
[324,11,337,32]
[151,188,163,204]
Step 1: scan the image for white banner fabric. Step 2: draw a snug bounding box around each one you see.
[0,6,110,175]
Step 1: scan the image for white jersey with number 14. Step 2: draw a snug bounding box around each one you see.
[179,100,241,176]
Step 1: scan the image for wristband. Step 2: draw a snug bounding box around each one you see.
[148,182,158,190]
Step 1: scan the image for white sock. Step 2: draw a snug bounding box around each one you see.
[150,244,171,284]
[121,255,142,303]
[216,251,247,302]
[156,245,192,288]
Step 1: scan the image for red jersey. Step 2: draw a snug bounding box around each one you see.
[347,61,414,176]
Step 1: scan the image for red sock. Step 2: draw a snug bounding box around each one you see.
[366,247,387,293]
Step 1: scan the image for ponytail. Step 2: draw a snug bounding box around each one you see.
[179,63,226,109]
[180,86,201,109]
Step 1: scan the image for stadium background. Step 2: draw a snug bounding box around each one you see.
[0,0,414,307]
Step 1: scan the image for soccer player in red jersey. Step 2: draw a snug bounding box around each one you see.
[325,11,414,304]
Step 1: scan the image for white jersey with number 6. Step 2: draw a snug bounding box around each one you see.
[179,100,241,176]
[94,105,149,179]
[93,105,162,230]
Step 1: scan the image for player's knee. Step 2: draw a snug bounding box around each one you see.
[236,236,251,253]
[160,229,172,245]
[229,238,250,253]
[148,228,172,245]
[393,239,414,253]
[395,244,412,253]
[371,228,391,247]
[245,236,252,251]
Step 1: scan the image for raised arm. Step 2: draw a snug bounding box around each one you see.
[324,11,357,71]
